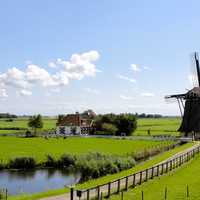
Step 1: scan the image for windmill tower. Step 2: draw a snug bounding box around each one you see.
[166,52,200,139]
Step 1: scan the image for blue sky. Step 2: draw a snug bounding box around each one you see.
[0,0,200,115]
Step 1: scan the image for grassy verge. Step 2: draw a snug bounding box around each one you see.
[110,144,200,200]
[8,142,194,200]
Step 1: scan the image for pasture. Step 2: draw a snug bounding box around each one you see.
[110,150,200,200]
[0,117,181,136]
[0,137,174,165]
[135,117,181,136]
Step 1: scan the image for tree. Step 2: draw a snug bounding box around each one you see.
[102,123,118,135]
[28,114,43,136]
[115,114,137,136]
[57,114,65,124]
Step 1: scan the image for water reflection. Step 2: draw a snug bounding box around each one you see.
[0,169,80,195]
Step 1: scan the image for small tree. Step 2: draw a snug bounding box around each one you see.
[28,114,43,136]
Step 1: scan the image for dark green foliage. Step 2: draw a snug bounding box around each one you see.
[57,115,65,124]
[9,157,36,169]
[115,114,137,136]
[0,113,17,118]
[94,113,137,136]
[58,154,76,168]
[28,114,43,136]
[102,123,118,135]
[44,154,57,167]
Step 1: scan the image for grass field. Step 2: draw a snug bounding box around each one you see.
[135,117,181,136]
[0,117,181,136]
[0,118,57,135]
[110,148,200,200]
[0,137,174,164]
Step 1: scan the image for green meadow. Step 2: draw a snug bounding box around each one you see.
[0,137,174,165]
[110,149,200,200]
[0,117,181,136]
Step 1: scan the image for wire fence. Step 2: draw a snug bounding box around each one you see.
[72,143,200,200]
[115,184,193,200]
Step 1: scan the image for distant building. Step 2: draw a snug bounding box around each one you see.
[56,112,95,135]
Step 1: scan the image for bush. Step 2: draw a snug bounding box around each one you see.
[75,152,136,182]
[58,154,76,168]
[44,154,57,167]
[94,113,137,136]
[9,157,36,169]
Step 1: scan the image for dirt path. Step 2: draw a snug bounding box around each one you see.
[40,143,199,200]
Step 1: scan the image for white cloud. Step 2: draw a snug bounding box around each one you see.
[130,64,140,72]
[0,89,8,98]
[18,89,32,96]
[117,74,136,83]
[0,50,100,96]
[84,88,100,95]
[120,95,134,100]
[141,92,155,97]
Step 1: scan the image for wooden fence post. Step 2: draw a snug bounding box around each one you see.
[70,187,74,200]
[187,185,189,197]
[170,160,172,171]
[157,165,159,176]
[151,167,154,178]
[166,162,168,173]
[108,182,111,198]
[97,186,100,200]
[87,189,90,200]
[117,179,120,193]
[121,191,124,200]
[161,163,164,174]
[125,177,128,191]
[139,171,143,184]
[141,190,144,200]
[164,187,167,200]
[100,192,103,200]
[145,169,148,181]
[133,174,136,187]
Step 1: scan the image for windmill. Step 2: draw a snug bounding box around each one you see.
[165,52,200,138]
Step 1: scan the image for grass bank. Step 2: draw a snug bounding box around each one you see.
[110,143,200,200]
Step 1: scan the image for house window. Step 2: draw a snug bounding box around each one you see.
[59,127,65,134]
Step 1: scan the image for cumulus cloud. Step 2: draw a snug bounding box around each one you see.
[141,92,155,97]
[0,50,100,97]
[117,74,136,83]
[120,95,134,100]
[84,88,100,95]
[18,89,32,96]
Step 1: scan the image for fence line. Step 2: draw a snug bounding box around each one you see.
[72,143,200,200]
[0,188,8,200]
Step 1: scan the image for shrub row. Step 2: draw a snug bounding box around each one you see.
[0,127,27,130]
